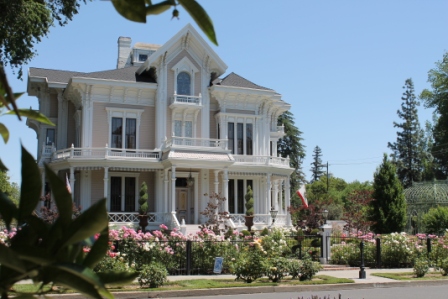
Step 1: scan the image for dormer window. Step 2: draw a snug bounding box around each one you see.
[138,54,148,62]
[177,72,191,95]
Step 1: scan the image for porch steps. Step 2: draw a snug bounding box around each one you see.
[182,224,202,236]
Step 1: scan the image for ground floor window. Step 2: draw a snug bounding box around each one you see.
[110,175,137,212]
[228,179,253,214]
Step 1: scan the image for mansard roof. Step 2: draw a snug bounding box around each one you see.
[216,72,272,91]
[28,66,154,86]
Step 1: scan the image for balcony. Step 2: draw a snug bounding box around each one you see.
[164,137,228,152]
[51,146,161,162]
[232,155,290,167]
[270,125,285,138]
[169,93,202,109]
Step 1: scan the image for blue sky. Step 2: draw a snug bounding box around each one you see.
[1,1,447,185]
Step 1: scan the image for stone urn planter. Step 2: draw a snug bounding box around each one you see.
[138,215,149,232]
[244,216,254,232]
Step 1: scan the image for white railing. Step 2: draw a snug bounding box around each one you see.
[275,125,285,133]
[231,214,287,227]
[108,212,166,223]
[165,137,228,150]
[171,93,202,106]
[42,145,54,157]
[51,146,161,161]
[232,155,290,166]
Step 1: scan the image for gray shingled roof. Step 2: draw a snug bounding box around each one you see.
[217,72,272,91]
[29,66,142,84]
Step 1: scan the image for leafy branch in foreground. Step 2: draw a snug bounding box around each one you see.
[0,146,137,299]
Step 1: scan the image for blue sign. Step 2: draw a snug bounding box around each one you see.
[213,257,224,274]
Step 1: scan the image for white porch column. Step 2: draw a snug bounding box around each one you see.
[69,167,75,200]
[273,180,279,211]
[279,179,284,213]
[285,178,291,227]
[194,173,199,223]
[266,173,271,214]
[272,140,278,157]
[214,170,219,214]
[171,166,176,213]
[103,167,109,199]
[164,169,169,213]
[223,168,229,212]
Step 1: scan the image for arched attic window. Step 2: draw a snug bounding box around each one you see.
[177,72,191,95]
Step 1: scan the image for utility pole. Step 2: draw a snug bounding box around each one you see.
[326,162,329,192]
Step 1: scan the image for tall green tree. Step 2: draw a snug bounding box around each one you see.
[369,154,407,233]
[388,78,424,188]
[310,146,325,183]
[420,52,448,179]
[277,111,305,193]
[0,170,19,205]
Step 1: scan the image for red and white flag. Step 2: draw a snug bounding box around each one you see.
[296,184,308,208]
[66,174,72,194]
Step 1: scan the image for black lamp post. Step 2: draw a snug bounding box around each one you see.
[270,207,278,227]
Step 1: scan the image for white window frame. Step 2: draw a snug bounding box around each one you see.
[106,107,144,150]
[172,57,198,96]
[226,116,255,155]
[108,172,140,212]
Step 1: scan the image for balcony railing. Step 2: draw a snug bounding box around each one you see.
[51,146,161,161]
[108,212,167,224]
[165,137,228,151]
[232,155,290,166]
[171,93,202,106]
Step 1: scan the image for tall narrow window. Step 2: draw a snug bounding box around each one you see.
[111,118,123,148]
[228,123,235,154]
[110,177,122,212]
[237,180,244,214]
[185,121,193,137]
[246,124,253,155]
[46,128,55,146]
[110,176,137,212]
[111,117,136,149]
[237,123,244,155]
[124,177,136,211]
[228,179,235,213]
[126,119,136,149]
[177,72,191,95]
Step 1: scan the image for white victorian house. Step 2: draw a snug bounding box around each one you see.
[26,24,294,231]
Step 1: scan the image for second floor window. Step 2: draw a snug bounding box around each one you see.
[112,117,136,149]
[228,122,253,155]
[177,72,191,95]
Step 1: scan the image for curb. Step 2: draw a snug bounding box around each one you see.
[48,279,448,298]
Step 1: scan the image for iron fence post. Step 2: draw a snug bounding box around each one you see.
[186,240,192,275]
[376,237,381,268]
[359,240,366,279]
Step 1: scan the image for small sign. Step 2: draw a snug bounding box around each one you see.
[213,257,224,274]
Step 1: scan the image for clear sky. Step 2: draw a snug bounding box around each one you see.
[1,0,447,185]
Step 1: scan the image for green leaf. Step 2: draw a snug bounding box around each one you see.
[111,0,147,23]
[0,122,9,143]
[82,228,109,268]
[96,271,139,285]
[0,244,27,274]
[178,0,218,45]
[0,191,18,230]
[50,263,112,299]
[18,146,41,223]
[0,158,8,171]
[6,109,54,126]
[45,164,72,229]
[145,0,172,15]
[61,198,108,248]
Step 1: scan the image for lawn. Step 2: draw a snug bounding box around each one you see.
[10,275,354,296]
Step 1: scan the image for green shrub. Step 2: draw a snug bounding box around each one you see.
[263,257,290,282]
[260,227,269,236]
[138,262,168,288]
[229,240,266,283]
[287,259,302,279]
[413,257,429,278]
[94,255,131,273]
[438,257,448,276]
[245,186,254,216]
[299,253,322,281]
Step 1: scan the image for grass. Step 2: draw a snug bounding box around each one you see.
[371,271,448,281]
[11,275,354,295]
